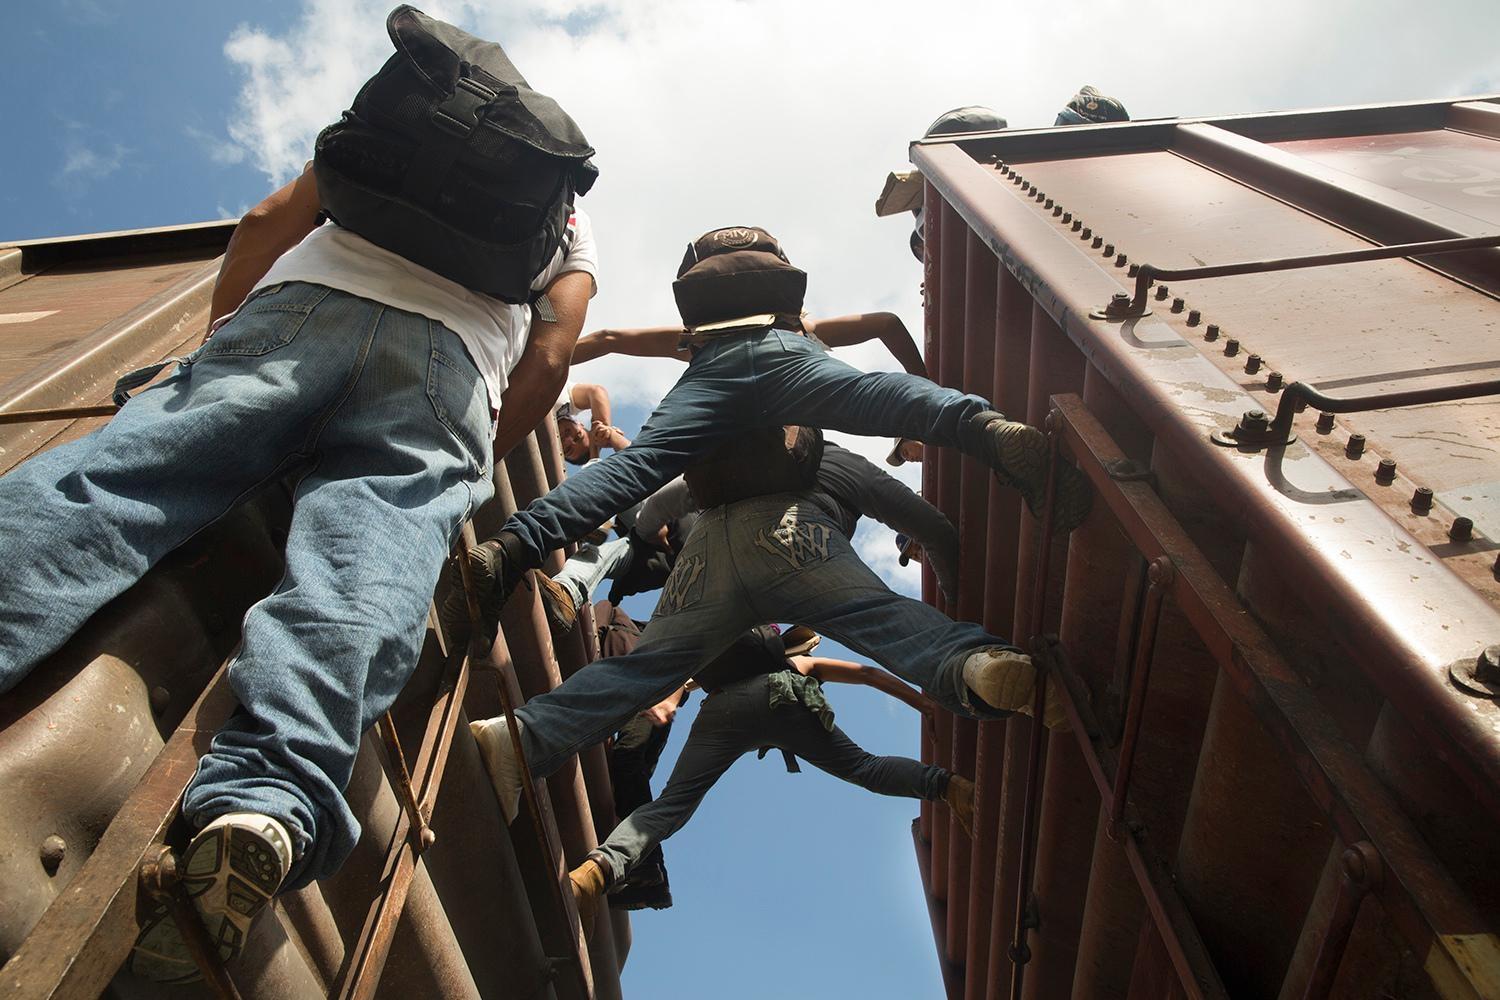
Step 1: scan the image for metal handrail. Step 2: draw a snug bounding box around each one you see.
[1106,233,1500,317]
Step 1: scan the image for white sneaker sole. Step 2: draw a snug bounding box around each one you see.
[127,814,290,983]
[471,716,524,823]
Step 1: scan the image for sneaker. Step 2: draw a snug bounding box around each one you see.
[568,857,610,934]
[531,570,579,638]
[964,411,1092,534]
[944,774,976,839]
[471,715,526,823]
[962,648,1069,731]
[127,813,293,983]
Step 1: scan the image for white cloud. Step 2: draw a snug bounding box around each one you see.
[55,139,129,196]
[215,0,1500,574]
[185,126,247,166]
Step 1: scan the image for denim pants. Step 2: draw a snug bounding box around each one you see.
[0,282,495,886]
[515,492,1014,779]
[553,536,634,608]
[591,672,948,880]
[505,328,991,560]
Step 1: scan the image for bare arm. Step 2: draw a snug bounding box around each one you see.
[209,162,323,332]
[492,270,593,460]
[571,326,691,364]
[804,312,928,378]
[792,655,936,716]
[570,382,613,427]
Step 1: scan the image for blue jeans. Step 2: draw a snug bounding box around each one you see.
[0,282,495,886]
[515,492,1014,779]
[553,536,633,608]
[505,328,991,561]
[591,671,948,880]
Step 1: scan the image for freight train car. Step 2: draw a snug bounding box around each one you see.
[0,223,624,998]
[884,95,1500,999]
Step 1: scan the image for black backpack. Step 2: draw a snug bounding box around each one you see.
[672,226,807,331]
[313,5,598,302]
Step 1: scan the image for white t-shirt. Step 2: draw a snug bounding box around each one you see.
[555,382,584,425]
[246,209,598,411]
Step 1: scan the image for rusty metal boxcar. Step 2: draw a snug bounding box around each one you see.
[890,96,1500,1000]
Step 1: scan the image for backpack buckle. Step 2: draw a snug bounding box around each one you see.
[431,76,496,138]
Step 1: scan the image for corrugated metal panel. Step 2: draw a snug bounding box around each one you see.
[901,96,1500,1000]
[0,223,623,998]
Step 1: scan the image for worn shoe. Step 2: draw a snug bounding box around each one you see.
[944,774,977,839]
[532,570,579,638]
[438,531,531,652]
[963,410,1092,534]
[962,648,1069,731]
[472,715,526,823]
[568,858,610,933]
[127,812,294,983]
[610,879,674,911]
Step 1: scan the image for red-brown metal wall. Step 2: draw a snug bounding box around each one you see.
[903,97,1500,1000]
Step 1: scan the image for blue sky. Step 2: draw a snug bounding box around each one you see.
[6,2,1500,997]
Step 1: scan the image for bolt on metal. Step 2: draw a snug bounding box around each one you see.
[1224,338,1240,357]
[1155,285,1170,301]
[1064,213,1074,225]
[1081,227,1093,240]
[1316,411,1335,433]
[1092,236,1104,249]
[1171,297,1185,313]
[1186,309,1201,326]
[1127,263,1140,277]
[1103,242,1115,256]
[1450,516,1474,541]
[1376,457,1397,484]
[1044,198,1054,208]
[1266,371,1284,391]
[1052,205,1062,217]
[1204,323,1220,341]
[40,835,66,875]
[1412,486,1434,513]
[1346,433,1366,458]
[1115,253,1128,267]
[1245,354,1263,374]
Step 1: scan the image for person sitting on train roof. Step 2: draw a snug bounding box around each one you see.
[454,224,1093,647]
[566,625,976,929]
[467,424,1067,846]
[525,438,961,638]
[555,381,631,465]
[0,164,596,980]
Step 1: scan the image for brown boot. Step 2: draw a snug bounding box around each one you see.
[944,775,976,839]
[568,858,609,934]
[531,570,579,637]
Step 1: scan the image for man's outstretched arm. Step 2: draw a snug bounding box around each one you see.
[209,162,323,331]
[493,270,594,460]
[572,326,691,364]
[793,655,937,717]
[804,312,928,378]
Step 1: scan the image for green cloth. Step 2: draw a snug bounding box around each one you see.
[766,669,835,732]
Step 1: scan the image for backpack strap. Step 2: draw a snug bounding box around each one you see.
[400,77,497,208]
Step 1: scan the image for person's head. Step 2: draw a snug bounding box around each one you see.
[558,417,590,464]
[673,226,808,332]
[886,437,924,466]
[911,107,1009,260]
[1055,86,1129,126]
